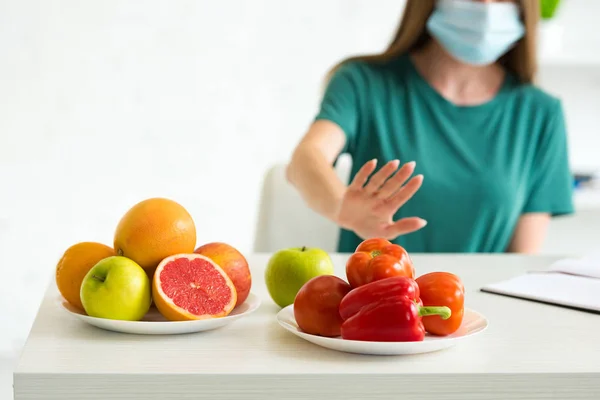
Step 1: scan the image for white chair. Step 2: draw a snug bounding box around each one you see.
[253,155,352,253]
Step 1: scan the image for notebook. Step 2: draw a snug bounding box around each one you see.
[480,254,600,313]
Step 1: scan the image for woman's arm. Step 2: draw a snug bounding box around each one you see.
[285,120,348,225]
[506,213,551,253]
[286,120,426,239]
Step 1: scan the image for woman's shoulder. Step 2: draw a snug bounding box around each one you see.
[333,54,411,78]
[506,78,562,115]
[329,54,413,92]
[504,77,567,144]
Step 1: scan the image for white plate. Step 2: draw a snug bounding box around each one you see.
[60,293,261,335]
[277,305,488,355]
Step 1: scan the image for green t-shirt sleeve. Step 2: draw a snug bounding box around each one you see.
[314,63,362,155]
[522,100,574,216]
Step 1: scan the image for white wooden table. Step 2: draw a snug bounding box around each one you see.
[13,254,600,400]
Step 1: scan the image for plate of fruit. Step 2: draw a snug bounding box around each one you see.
[56,198,260,335]
[275,238,488,355]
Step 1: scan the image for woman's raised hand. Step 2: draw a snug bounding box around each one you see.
[336,159,427,240]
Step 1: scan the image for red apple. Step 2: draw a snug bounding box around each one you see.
[194,242,252,307]
[293,275,352,337]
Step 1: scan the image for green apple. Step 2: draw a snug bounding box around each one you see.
[264,246,335,308]
[80,256,151,321]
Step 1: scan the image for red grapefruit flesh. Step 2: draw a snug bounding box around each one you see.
[152,254,237,321]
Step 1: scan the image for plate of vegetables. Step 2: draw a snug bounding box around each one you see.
[276,238,488,356]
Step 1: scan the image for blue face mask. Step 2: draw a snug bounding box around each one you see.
[426,0,526,66]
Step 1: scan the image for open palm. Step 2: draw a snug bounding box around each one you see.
[336,159,426,240]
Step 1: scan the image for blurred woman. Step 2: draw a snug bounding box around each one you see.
[286,0,573,253]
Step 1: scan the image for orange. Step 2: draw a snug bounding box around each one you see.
[113,198,196,280]
[55,242,116,310]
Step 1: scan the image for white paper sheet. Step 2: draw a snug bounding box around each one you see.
[480,255,600,313]
[545,253,600,279]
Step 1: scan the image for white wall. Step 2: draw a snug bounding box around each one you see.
[1,0,599,354]
[537,0,600,172]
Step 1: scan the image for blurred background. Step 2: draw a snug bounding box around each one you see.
[0,0,599,386]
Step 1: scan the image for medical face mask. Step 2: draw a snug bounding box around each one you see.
[426,0,526,66]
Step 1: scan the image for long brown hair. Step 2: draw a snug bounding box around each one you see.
[328,0,539,84]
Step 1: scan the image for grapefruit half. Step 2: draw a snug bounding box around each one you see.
[152,254,237,321]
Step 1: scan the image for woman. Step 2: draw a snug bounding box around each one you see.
[286,0,574,254]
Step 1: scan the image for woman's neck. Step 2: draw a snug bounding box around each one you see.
[410,40,506,106]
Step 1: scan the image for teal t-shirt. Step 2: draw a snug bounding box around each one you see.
[315,54,574,253]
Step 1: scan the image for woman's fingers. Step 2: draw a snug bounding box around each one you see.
[349,159,377,190]
[375,161,416,199]
[364,159,400,194]
[384,217,428,239]
[384,174,424,212]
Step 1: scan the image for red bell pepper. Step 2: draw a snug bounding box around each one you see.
[339,276,420,320]
[345,238,415,288]
[340,296,451,342]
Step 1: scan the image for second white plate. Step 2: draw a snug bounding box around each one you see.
[60,292,261,335]
[277,305,488,355]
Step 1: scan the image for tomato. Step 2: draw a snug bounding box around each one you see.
[338,276,420,320]
[345,238,414,288]
[293,275,352,337]
[415,272,465,336]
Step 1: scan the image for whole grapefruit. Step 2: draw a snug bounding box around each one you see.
[113,198,197,279]
[55,242,116,310]
[194,242,252,307]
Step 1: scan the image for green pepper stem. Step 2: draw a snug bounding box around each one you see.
[418,305,452,320]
